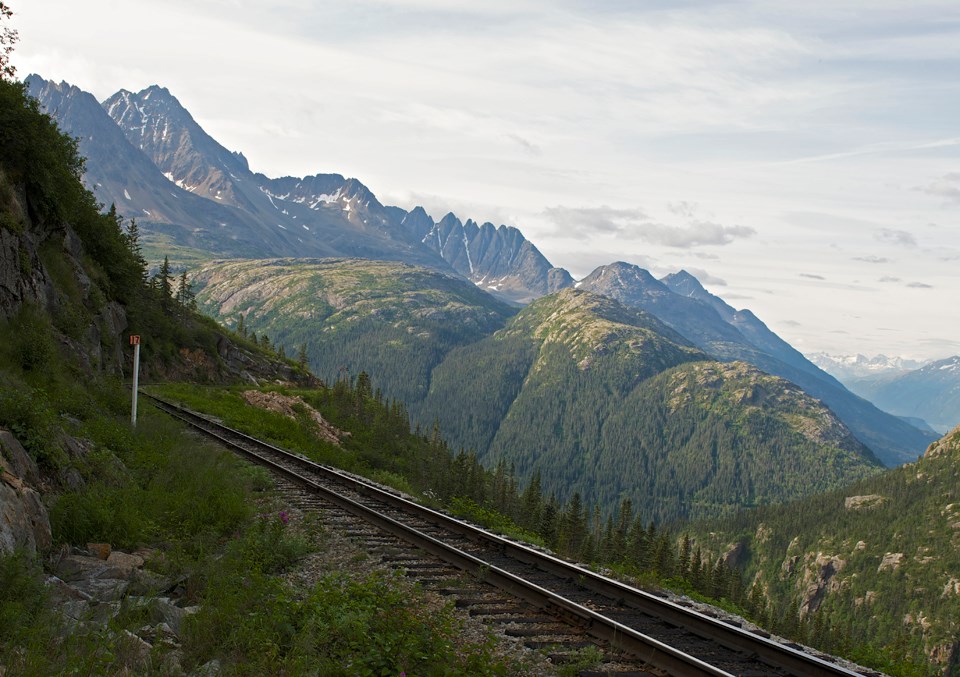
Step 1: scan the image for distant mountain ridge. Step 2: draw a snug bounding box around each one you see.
[807,352,928,380]
[845,356,960,434]
[809,352,960,433]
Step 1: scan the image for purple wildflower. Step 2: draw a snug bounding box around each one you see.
[278,510,290,525]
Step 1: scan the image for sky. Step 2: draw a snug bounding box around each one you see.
[11,0,960,361]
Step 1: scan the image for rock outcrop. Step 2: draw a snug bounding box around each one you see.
[0,430,52,556]
[48,543,198,674]
[798,553,846,617]
[241,390,349,446]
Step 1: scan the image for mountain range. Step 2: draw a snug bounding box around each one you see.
[26,74,936,467]
[26,76,567,303]
[808,352,929,381]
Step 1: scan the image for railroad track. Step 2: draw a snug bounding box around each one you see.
[147,393,880,677]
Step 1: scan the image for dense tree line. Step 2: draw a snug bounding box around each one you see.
[312,371,944,676]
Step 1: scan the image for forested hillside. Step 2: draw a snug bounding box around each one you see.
[190,257,516,404]
[417,289,883,523]
[689,425,960,673]
[192,259,516,402]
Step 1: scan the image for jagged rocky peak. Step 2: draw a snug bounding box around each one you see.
[102,84,250,207]
[416,210,572,303]
[24,75,84,99]
[399,205,434,240]
[661,269,705,296]
[339,177,378,206]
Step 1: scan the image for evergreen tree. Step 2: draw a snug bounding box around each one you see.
[121,215,148,282]
[156,255,173,312]
[175,270,196,315]
[520,471,543,531]
[678,534,691,580]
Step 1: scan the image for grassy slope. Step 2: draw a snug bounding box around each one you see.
[191,257,516,404]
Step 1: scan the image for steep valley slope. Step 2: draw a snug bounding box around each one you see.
[689,424,960,672]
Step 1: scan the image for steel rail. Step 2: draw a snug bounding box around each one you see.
[147,393,868,677]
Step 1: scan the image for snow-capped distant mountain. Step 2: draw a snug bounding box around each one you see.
[808,352,928,381]
[842,356,960,434]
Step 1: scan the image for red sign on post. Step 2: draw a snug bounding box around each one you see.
[130,335,140,345]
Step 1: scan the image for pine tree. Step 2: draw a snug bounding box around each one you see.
[175,270,196,319]
[156,256,173,312]
[122,215,148,282]
[520,471,543,531]
[678,534,691,581]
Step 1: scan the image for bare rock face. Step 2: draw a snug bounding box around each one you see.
[0,430,52,556]
[878,552,905,572]
[798,553,846,618]
[844,494,886,510]
[241,390,349,446]
[926,423,960,459]
[0,198,51,319]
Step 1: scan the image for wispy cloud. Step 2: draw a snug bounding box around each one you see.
[542,206,755,247]
[853,255,890,264]
[667,200,699,218]
[800,273,825,280]
[683,267,727,286]
[907,281,933,289]
[879,276,901,283]
[921,172,960,204]
[542,206,648,240]
[875,228,917,247]
[505,133,541,155]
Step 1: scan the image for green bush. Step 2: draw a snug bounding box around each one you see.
[0,381,64,470]
[0,551,48,644]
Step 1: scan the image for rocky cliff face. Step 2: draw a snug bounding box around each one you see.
[0,430,51,556]
[0,163,129,375]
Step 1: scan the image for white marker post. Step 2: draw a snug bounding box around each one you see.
[130,335,141,426]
